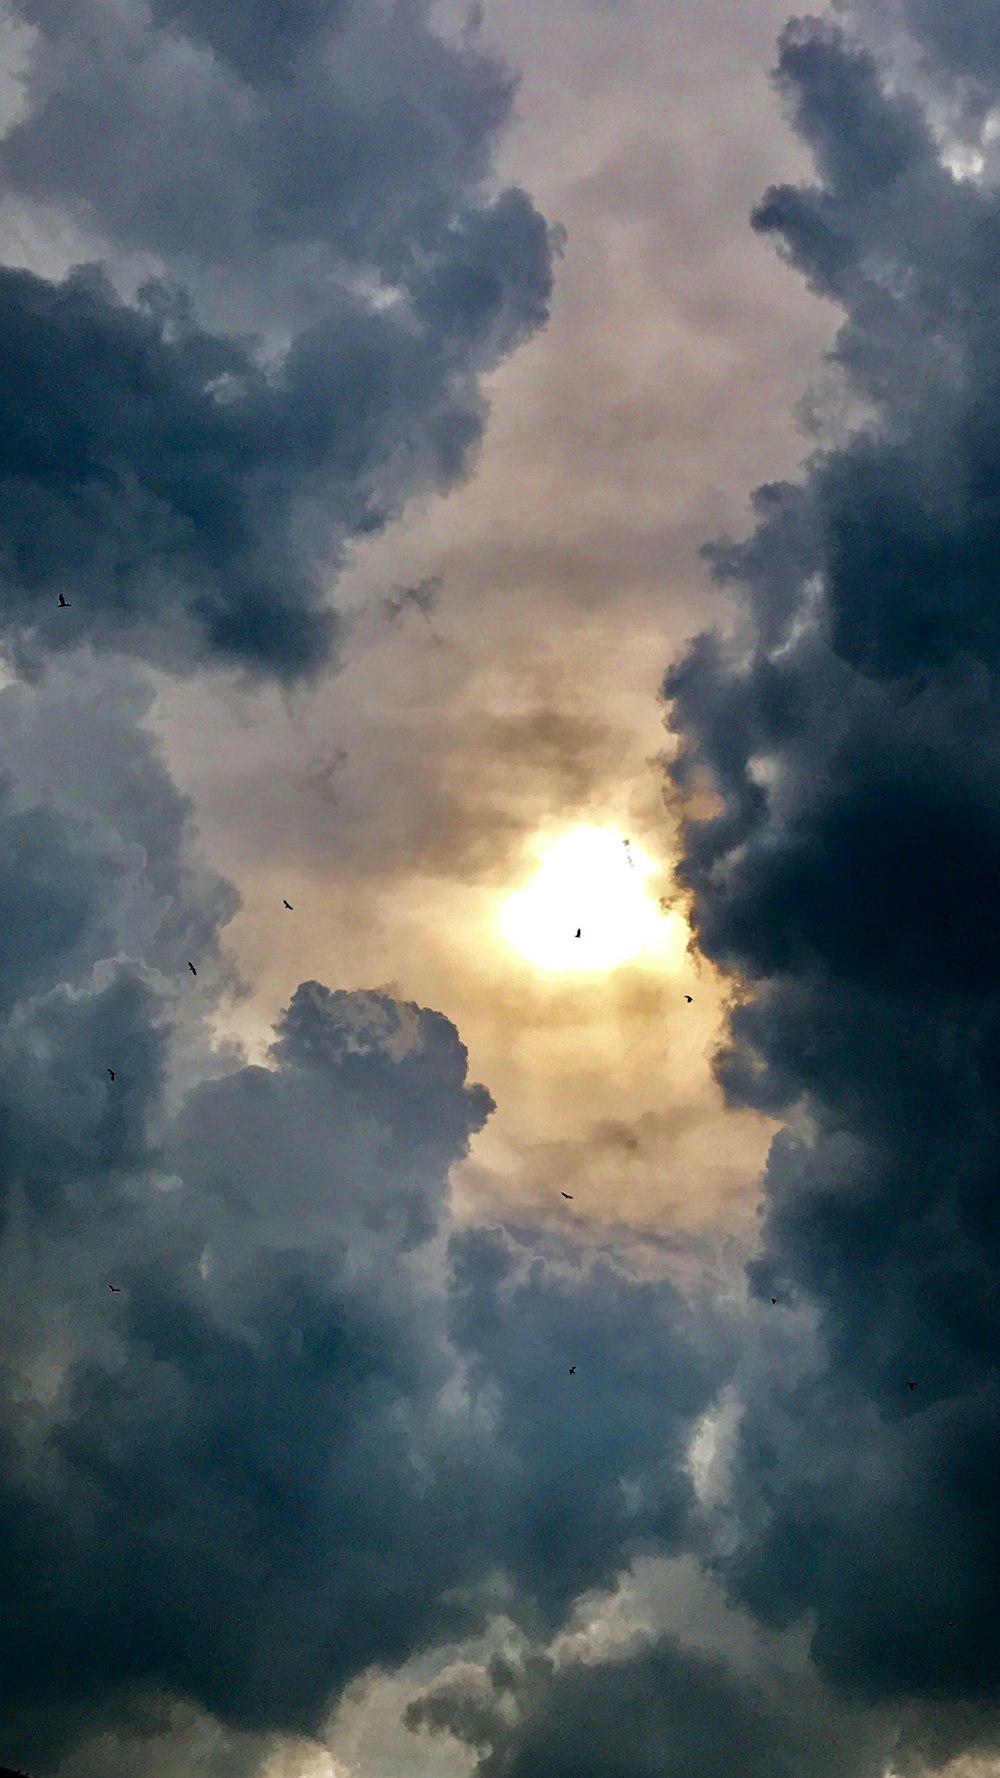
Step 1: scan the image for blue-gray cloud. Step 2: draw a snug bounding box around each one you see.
[0,673,725,1776]
[5,0,518,287]
[662,12,1000,1763]
[15,3,1000,1775]
[0,0,554,680]
[406,1633,891,1778]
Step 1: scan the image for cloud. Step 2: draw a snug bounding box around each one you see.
[382,574,444,628]
[663,11,1000,1761]
[0,0,555,682]
[445,1224,729,1622]
[3,0,519,294]
[404,1627,892,1778]
[0,238,550,681]
[0,671,728,1775]
[19,1,1000,1773]
[0,654,240,980]
[0,966,493,1765]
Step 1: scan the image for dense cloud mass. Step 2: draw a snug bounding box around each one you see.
[10,0,1000,1774]
[405,1630,891,1778]
[0,677,727,1772]
[662,9,1000,1761]
[0,0,554,679]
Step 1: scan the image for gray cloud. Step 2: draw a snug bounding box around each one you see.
[405,1631,891,1778]
[17,0,1000,1773]
[0,0,554,681]
[0,671,727,1776]
[0,231,550,681]
[663,11,1000,1762]
[0,655,240,981]
[445,1223,729,1625]
[4,0,518,293]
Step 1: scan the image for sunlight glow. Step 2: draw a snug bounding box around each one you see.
[498,825,685,973]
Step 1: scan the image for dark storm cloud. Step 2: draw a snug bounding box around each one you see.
[0,229,550,680]
[0,961,491,1768]
[0,979,725,1770]
[405,1631,891,1778]
[445,1224,729,1626]
[846,0,1000,128]
[663,11,1000,1759]
[0,675,727,1774]
[0,656,240,977]
[4,0,517,284]
[0,0,554,680]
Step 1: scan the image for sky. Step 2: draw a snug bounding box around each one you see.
[2,0,1000,1775]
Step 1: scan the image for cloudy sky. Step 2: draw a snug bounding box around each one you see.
[3,0,1000,1774]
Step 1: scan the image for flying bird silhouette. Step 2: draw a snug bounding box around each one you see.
[188,961,197,976]
[108,1284,121,1292]
[771,1297,777,1305]
[561,1192,573,1200]
[684,995,693,1003]
[568,1366,576,1374]
[906,1379,916,1392]
[107,1068,115,1082]
[58,593,71,607]
[575,928,582,938]
[283,899,293,910]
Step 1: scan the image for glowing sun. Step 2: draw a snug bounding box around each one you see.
[499,826,684,973]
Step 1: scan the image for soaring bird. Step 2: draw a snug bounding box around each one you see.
[188,961,197,976]
[684,995,693,1003]
[906,1379,916,1392]
[58,593,71,607]
[107,1068,116,1082]
[561,1192,574,1200]
[108,1284,121,1292]
[283,899,293,910]
[575,928,582,938]
[771,1297,777,1304]
[568,1366,576,1375]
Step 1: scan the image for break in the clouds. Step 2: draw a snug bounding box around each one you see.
[0,0,553,679]
[660,9,1000,1761]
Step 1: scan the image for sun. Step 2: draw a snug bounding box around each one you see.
[498,825,684,973]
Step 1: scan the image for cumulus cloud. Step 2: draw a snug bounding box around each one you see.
[663,10,1000,1763]
[0,670,727,1775]
[3,0,518,293]
[0,0,554,680]
[404,1624,892,1778]
[15,0,1000,1774]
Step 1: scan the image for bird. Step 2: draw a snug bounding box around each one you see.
[107,1068,116,1082]
[283,899,293,910]
[771,1297,777,1305]
[906,1379,916,1392]
[684,995,693,1003]
[561,1192,574,1200]
[108,1284,121,1292]
[575,928,582,938]
[58,593,71,607]
[568,1366,576,1374]
[188,961,197,976]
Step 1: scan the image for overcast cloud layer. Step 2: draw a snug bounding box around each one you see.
[4,2,1000,1777]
